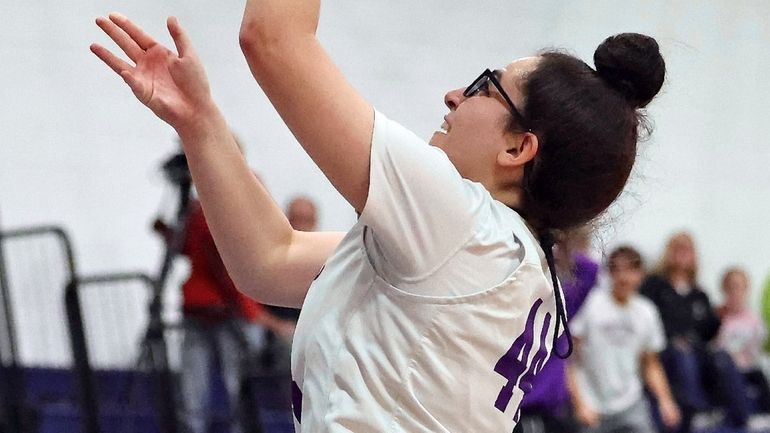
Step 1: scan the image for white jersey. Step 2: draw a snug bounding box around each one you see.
[570,289,666,415]
[290,110,560,432]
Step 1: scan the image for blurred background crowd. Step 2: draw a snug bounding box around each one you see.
[2,186,769,433]
[517,229,770,433]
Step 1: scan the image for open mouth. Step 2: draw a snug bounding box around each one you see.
[436,117,451,135]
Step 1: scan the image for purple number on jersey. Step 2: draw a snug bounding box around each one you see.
[493,298,552,422]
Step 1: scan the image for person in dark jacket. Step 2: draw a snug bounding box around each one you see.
[640,232,750,432]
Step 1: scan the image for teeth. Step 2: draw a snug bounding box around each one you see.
[438,122,449,134]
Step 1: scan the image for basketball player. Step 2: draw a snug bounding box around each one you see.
[91,2,665,430]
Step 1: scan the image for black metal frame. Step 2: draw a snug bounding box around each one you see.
[0,225,179,433]
[1,225,78,433]
[0,221,27,432]
[464,68,526,125]
[72,272,178,433]
[0,171,264,432]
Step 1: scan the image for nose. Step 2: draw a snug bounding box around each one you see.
[444,87,466,111]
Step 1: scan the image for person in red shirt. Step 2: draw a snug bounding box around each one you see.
[155,197,294,433]
[179,199,260,321]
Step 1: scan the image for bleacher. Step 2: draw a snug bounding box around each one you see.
[19,367,294,433]
[0,225,294,433]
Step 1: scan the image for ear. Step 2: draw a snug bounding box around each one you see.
[497,132,539,168]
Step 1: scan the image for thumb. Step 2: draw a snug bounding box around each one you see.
[168,56,210,102]
[120,70,147,103]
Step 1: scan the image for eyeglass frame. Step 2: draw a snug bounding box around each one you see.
[463,69,529,131]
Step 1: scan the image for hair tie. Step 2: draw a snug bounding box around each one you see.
[539,231,573,359]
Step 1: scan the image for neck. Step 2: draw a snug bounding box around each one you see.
[669,270,690,287]
[489,182,522,209]
[724,302,745,314]
[611,290,630,305]
[486,165,526,206]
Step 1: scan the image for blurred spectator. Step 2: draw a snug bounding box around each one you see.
[285,196,318,233]
[640,232,749,432]
[515,227,600,433]
[155,197,294,433]
[568,246,679,433]
[262,196,318,373]
[716,267,770,413]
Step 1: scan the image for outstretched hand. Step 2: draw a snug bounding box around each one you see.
[91,13,214,132]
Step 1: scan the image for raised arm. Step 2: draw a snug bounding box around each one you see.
[238,0,374,213]
[91,14,343,307]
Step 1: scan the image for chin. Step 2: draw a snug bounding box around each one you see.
[429,132,444,148]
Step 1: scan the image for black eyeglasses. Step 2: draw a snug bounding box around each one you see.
[463,69,527,128]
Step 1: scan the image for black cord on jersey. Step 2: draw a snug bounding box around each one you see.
[539,231,573,359]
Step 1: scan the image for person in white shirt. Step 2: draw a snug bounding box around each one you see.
[568,246,680,433]
[90,3,665,431]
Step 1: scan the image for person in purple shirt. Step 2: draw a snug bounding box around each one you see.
[514,228,599,433]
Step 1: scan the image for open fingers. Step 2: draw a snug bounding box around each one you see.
[167,16,193,58]
[96,16,144,62]
[109,13,158,51]
[90,43,133,75]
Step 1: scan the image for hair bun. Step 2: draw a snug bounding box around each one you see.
[593,33,665,108]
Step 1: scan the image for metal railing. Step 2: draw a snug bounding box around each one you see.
[0,225,77,433]
[0,225,178,433]
[66,272,178,433]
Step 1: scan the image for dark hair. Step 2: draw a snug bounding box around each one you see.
[517,33,665,232]
[608,245,644,270]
